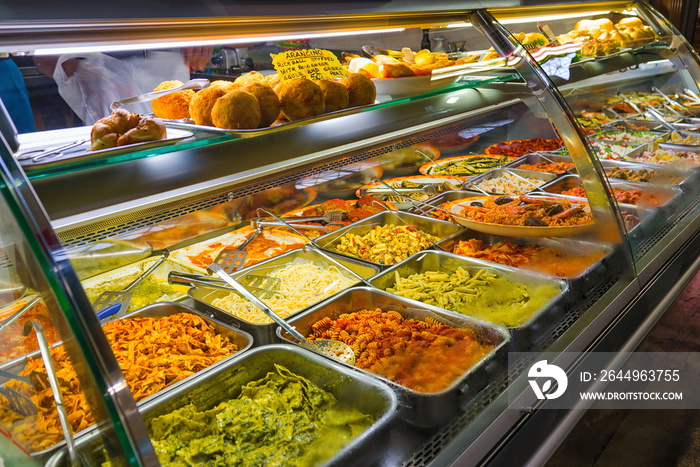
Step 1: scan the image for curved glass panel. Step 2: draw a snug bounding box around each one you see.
[0,110,153,464]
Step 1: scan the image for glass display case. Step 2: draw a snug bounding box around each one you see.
[0,1,698,465]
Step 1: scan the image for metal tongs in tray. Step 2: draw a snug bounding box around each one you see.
[358,184,439,197]
[210,210,345,274]
[92,249,170,322]
[169,270,281,299]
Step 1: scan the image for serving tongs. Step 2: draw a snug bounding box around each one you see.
[24,319,78,465]
[209,263,356,365]
[168,271,281,299]
[359,184,439,197]
[682,88,700,104]
[251,210,345,231]
[93,249,170,322]
[652,87,688,114]
[110,78,210,111]
[16,139,89,163]
[0,295,41,335]
[644,106,680,133]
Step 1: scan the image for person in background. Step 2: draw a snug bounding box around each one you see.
[36,47,213,125]
[0,54,36,133]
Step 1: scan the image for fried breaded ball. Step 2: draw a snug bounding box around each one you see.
[189,86,231,126]
[210,80,237,91]
[240,83,280,127]
[342,73,377,107]
[264,74,281,90]
[315,79,349,113]
[151,80,194,119]
[277,78,325,121]
[211,90,261,129]
[233,71,266,87]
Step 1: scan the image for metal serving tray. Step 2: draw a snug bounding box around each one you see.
[189,248,377,345]
[436,229,620,300]
[467,167,557,195]
[540,173,680,210]
[47,345,397,467]
[115,302,253,403]
[314,211,463,269]
[80,257,197,314]
[600,120,667,132]
[0,301,251,462]
[589,128,670,145]
[277,286,509,428]
[597,159,695,186]
[368,250,568,352]
[504,152,576,174]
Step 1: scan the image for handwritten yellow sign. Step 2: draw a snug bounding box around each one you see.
[271,48,348,82]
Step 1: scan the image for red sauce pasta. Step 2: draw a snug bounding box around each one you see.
[307,308,494,393]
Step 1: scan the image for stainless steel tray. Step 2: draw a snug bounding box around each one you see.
[467,167,557,195]
[600,120,668,132]
[0,301,251,462]
[313,211,464,268]
[436,229,620,299]
[80,257,197,314]
[589,128,670,145]
[189,248,376,345]
[539,173,682,229]
[115,302,253,404]
[15,125,193,172]
[47,345,397,467]
[368,250,569,351]
[504,152,576,174]
[166,101,377,138]
[278,286,509,428]
[598,159,696,186]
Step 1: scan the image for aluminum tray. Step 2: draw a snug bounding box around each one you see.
[313,211,463,269]
[277,286,509,428]
[436,229,621,299]
[597,159,696,187]
[166,101,378,138]
[540,173,680,209]
[46,345,397,467]
[600,120,667,132]
[0,301,251,462]
[189,248,377,345]
[467,167,557,195]
[504,152,576,174]
[80,257,197,314]
[116,302,253,402]
[589,128,670,145]
[368,250,569,351]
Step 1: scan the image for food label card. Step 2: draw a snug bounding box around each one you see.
[271,48,348,81]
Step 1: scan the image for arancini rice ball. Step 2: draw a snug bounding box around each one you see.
[240,83,280,127]
[210,80,238,91]
[151,80,194,119]
[211,90,261,129]
[233,71,266,87]
[189,85,230,126]
[277,78,325,121]
[315,79,349,113]
[341,72,377,107]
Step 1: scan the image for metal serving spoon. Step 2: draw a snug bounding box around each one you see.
[208,263,356,365]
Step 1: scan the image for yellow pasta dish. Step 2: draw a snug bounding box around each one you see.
[334,224,439,265]
[385,267,561,327]
[211,260,357,324]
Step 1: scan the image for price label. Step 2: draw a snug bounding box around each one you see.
[271,48,348,82]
